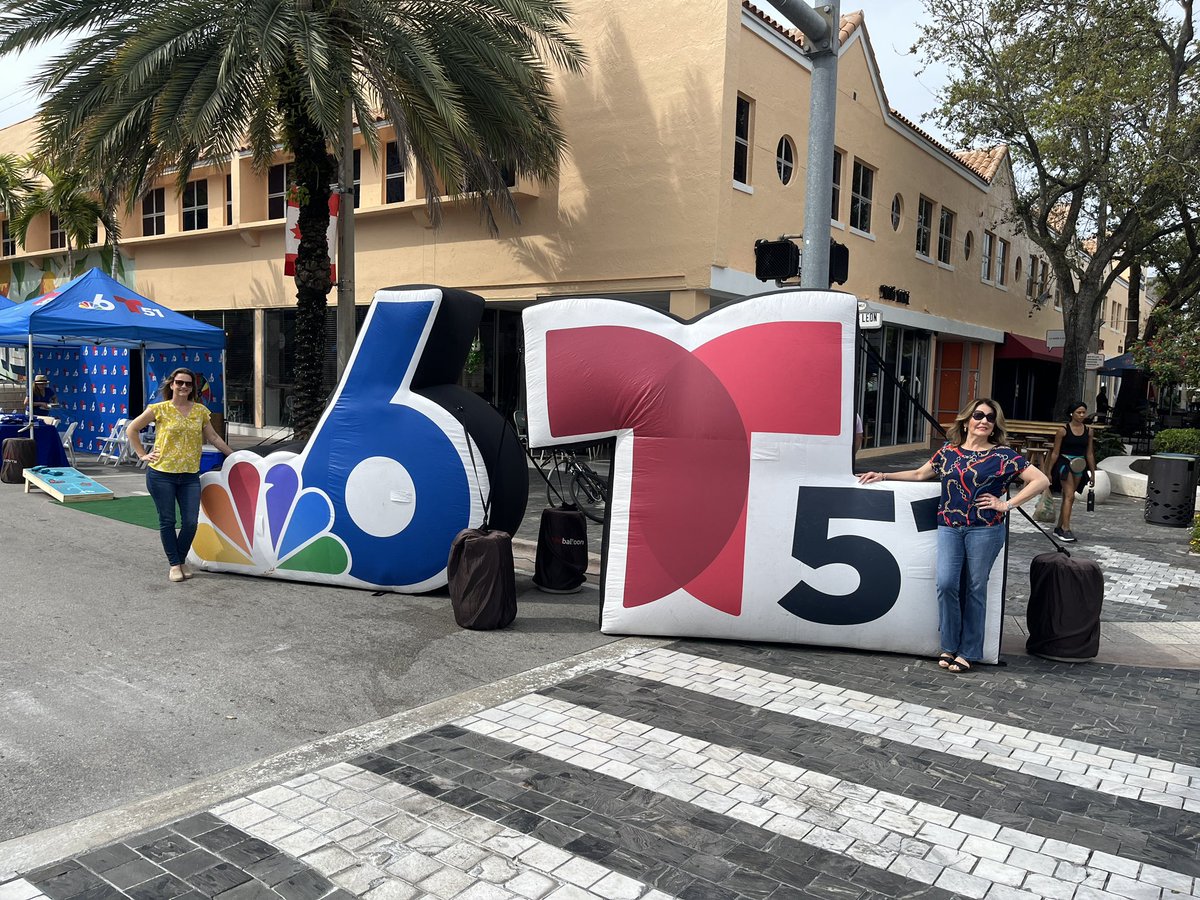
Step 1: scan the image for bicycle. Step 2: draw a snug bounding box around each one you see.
[545,446,608,523]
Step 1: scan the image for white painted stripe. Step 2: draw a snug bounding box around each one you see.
[612,648,1200,812]
[214,764,668,900]
[0,880,44,900]
[457,694,1200,900]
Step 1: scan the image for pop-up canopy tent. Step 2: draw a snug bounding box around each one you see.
[0,268,224,440]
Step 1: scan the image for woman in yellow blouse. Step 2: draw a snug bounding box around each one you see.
[127,367,234,583]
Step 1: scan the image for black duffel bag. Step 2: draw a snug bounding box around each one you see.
[533,506,588,593]
[1026,551,1104,661]
[448,528,517,630]
[1,437,37,485]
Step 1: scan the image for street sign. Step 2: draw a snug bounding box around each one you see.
[1085,353,1105,370]
[858,311,883,330]
[1046,329,1065,349]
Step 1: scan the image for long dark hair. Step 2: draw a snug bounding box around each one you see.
[946,398,1008,446]
[159,367,198,401]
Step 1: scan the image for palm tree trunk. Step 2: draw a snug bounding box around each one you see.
[279,62,337,440]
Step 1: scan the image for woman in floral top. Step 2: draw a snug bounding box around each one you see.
[127,367,234,583]
[859,399,1048,672]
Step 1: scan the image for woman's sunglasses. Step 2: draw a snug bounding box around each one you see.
[173,379,193,387]
[970,411,997,422]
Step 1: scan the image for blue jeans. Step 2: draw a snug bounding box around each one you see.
[146,468,201,567]
[936,525,1006,662]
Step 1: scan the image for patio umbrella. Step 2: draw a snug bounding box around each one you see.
[1097,352,1140,375]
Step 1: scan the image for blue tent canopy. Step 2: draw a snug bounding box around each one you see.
[0,268,224,350]
[1098,352,1140,375]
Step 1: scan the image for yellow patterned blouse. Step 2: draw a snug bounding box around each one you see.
[148,401,211,474]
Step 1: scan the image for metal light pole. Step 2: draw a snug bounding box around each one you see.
[336,98,357,378]
[766,0,840,288]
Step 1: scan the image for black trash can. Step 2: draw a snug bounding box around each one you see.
[1144,453,1199,527]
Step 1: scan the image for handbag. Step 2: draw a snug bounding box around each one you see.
[1034,489,1056,523]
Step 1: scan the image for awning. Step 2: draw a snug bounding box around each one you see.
[1098,352,1140,375]
[995,333,1063,363]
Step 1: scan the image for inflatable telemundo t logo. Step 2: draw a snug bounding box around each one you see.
[191,286,526,592]
[523,290,1005,663]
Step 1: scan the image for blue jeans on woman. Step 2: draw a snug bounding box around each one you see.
[936,524,1006,662]
[146,468,202,566]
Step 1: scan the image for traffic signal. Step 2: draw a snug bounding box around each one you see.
[829,240,849,285]
[755,239,801,281]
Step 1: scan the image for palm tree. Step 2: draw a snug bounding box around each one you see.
[0,0,586,437]
[0,153,33,225]
[11,161,119,274]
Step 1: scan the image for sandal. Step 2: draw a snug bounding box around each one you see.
[947,658,971,673]
[937,652,955,669]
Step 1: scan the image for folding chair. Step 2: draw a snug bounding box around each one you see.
[59,421,78,467]
[95,418,128,465]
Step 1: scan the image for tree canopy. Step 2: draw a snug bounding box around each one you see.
[0,0,586,435]
[914,0,1200,418]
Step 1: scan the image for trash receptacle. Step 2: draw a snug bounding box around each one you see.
[1144,453,1199,526]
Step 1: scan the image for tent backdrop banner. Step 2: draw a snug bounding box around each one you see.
[191,286,527,592]
[522,290,1005,663]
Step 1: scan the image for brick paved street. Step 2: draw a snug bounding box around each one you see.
[2,452,1198,900]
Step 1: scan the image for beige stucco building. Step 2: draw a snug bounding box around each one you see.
[0,3,1131,450]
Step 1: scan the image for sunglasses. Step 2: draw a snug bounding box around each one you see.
[971,411,997,422]
[173,379,193,387]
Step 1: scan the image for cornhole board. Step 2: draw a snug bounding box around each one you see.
[24,466,115,503]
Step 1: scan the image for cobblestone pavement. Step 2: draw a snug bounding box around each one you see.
[3,639,1197,900]
[3,451,1196,898]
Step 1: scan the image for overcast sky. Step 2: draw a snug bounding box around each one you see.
[0,3,949,140]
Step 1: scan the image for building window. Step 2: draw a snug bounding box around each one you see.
[937,208,955,265]
[996,238,1009,286]
[980,230,995,282]
[49,214,67,249]
[891,194,903,231]
[915,197,933,257]
[385,142,406,203]
[1026,255,1037,296]
[352,148,361,209]
[226,173,233,225]
[963,230,973,261]
[831,150,843,221]
[1,220,13,256]
[182,179,208,231]
[268,163,290,220]
[733,95,752,184]
[775,136,795,185]
[1039,259,1049,298]
[142,187,166,236]
[1014,255,1023,285]
[849,160,873,233]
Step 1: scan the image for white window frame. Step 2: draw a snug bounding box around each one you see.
[980,230,995,283]
[849,160,874,234]
[996,238,1009,286]
[915,196,933,258]
[937,208,955,266]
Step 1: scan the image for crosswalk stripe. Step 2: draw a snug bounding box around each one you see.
[456,692,1199,900]
[215,763,669,900]
[610,648,1199,812]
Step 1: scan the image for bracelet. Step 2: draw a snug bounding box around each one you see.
[882,473,887,481]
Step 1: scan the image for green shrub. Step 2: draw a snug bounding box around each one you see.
[1151,428,1200,455]
[1093,428,1127,463]
[1192,513,1200,555]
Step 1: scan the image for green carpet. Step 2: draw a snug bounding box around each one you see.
[62,494,166,530]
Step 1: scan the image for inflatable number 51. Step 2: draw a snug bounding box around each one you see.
[191,286,527,592]
[523,290,1005,663]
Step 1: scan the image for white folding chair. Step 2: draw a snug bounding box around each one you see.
[59,421,78,467]
[95,418,128,465]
